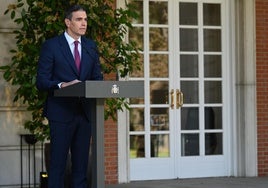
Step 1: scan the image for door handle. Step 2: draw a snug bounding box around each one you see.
[176,89,184,109]
[170,89,175,109]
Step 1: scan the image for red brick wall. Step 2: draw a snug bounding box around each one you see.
[103,0,119,184]
[104,71,118,184]
[256,0,268,177]
[104,118,118,184]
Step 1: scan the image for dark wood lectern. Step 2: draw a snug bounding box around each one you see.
[54,81,144,188]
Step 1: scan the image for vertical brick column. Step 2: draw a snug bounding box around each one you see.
[104,118,118,184]
[256,0,268,177]
[104,72,118,184]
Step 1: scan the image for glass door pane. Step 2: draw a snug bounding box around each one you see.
[129,0,170,161]
[178,1,223,158]
[202,3,223,157]
[179,2,200,158]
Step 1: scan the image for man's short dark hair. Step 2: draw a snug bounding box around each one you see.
[64,5,87,20]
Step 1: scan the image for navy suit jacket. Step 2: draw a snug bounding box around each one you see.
[36,33,103,122]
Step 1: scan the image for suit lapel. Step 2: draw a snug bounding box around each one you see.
[80,38,91,79]
[58,34,79,76]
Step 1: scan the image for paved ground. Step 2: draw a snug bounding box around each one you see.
[106,177,268,188]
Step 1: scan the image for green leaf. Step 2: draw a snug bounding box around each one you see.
[4,9,10,15]
[11,10,15,19]
[17,3,24,8]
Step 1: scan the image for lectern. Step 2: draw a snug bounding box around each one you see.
[54,80,144,188]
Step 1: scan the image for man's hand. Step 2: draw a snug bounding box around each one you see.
[61,79,81,88]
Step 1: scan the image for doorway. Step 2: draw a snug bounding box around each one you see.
[126,0,232,180]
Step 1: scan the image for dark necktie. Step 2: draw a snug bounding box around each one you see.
[74,41,81,72]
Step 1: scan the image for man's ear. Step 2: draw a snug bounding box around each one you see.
[65,18,70,28]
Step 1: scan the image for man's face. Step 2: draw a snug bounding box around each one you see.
[65,10,87,39]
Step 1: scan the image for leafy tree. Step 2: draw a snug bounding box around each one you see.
[1,0,139,141]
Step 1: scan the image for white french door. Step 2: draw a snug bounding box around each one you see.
[127,0,232,180]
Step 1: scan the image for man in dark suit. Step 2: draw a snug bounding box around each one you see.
[36,5,103,188]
